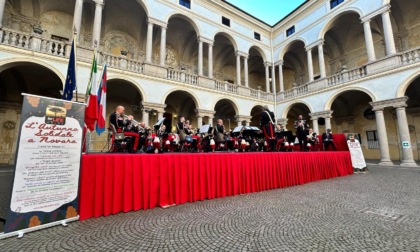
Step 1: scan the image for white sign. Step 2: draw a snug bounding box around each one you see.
[10,116,83,213]
[347,139,366,169]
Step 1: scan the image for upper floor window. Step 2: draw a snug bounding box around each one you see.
[286,26,295,37]
[254,32,261,41]
[222,16,230,27]
[179,0,191,9]
[330,0,344,9]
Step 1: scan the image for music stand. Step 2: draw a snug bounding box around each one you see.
[154,117,165,131]
[199,124,213,135]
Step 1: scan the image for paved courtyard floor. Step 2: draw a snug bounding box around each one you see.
[0,163,419,251]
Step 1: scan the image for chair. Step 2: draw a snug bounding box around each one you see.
[108,124,133,153]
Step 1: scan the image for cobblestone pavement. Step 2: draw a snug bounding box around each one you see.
[1,164,420,251]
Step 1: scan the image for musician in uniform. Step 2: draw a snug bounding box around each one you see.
[215,119,225,134]
[306,128,319,151]
[260,105,276,152]
[275,124,286,151]
[136,121,150,153]
[177,116,186,135]
[322,128,336,151]
[109,105,140,152]
[294,114,309,151]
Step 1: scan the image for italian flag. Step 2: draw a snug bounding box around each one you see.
[84,54,98,132]
[96,64,107,135]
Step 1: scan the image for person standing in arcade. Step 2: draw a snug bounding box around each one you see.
[294,114,309,151]
[260,105,276,152]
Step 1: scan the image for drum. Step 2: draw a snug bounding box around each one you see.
[185,135,193,143]
[168,133,180,144]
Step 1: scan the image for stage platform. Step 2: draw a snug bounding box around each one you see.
[79,150,354,221]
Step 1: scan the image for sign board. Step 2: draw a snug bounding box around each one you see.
[346,135,366,169]
[402,141,410,149]
[3,94,85,235]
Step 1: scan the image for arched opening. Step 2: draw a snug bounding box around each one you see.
[285,103,311,131]
[166,15,200,73]
[390,0,420,51]
[330,90,380,159]
[0,62,62,164]
[102,0,148,60]
[164,91,198,132]
[213,33,237,84]
[404,75,420,161]
[214,99,237,130]
[250,105,264,127]
[282,40,307,91]
[248,46,267,91]
[106,79,143,122]
[322,12,385,76]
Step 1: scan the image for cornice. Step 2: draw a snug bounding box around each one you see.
[370,97,408,111]
[360,4,390,23]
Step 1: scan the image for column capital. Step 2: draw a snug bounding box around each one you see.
[334,116,355,124]
[235,51,248,58]
[277,118,288,127]
[197,36,213,45]
[306,39,324,50]
[309,110,333,119]
[361,4,390,23]
[93,0,104,7]
[147,17,167,28]
[195,109,216,118]
[234,115,252,122]
[370,97,408,111]
[264,61,272,67]
[141,102,167,114]
[274,60,284,66]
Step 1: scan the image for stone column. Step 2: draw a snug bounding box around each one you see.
[264,62,270,93]
[92,0,104,47]
[371,107,393,165]
[394,101,416,166]
[278,60,284,98]
[271,66,276,94]
[318,42,326,78]
[311,117,319,135]
[208,42,213,78]
[382,10,397,55]
[306,48,314,82]
[159,26,167,66]
[142,110,150,127]
[208,115,214,126]
[277,118,288,130]
[244,55,249,88]
[325,116,332,131]
[145,21,154,63]
[362,19,376,62]
[197,116,203,128]
[72,0,84,38]
[0,0,7,27]
[198,38,203,76]
[235,52,241,86]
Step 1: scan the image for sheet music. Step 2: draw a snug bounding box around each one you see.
[233,126,243,133]
[154,117,165,126]
[200,124,211,133]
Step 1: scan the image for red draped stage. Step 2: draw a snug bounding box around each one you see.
[79,139,353,220]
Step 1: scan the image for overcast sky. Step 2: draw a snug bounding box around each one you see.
[225,0,307,25]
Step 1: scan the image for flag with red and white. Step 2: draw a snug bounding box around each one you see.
[96,64,107,135]
[84,54,98,132]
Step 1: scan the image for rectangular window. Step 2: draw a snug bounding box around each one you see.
[179,0,191,9]
[366,130,379,149]
[222,16,230,27]
[286,26,295,37]
[254,32,261,41]
[330,0,344,9]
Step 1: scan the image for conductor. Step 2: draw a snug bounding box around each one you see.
[260,105,276,151]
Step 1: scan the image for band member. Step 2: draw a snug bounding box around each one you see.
[306,128,319,151]
[260,105,276,151]
[177,116,186,135]
[294,114,309,151]
[157,124,168,139]
[109,105,140,152]
[137,121,150,152]
[215,119,225,134]
[322,128,336,151]
[275,124,286,151]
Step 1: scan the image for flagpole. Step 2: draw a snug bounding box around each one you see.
[73,28,78,102]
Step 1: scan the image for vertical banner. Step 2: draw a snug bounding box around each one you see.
[4,94,85,234]
[345,133,366,170]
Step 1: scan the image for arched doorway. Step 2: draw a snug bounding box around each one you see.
[248,47,267,91]
[282,40,307,90]
[213,33,237,83]
[250,105,264,127]
[164,91,198,132]
[403,75,420,161]
[0,62,62,164]
[285,103,311,131]
[214,99,237,130]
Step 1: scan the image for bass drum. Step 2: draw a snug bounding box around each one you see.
[185,135,193,143]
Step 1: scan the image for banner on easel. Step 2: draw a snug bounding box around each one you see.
[4,94,85,234]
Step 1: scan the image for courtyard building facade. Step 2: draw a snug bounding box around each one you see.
[0,0,419,165]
